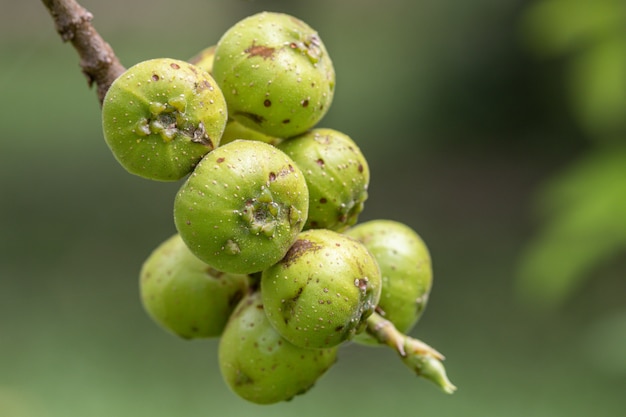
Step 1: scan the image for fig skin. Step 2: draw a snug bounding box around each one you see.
[102,58,227,181]
[219,291,338,405]
[213,11,335,138]
[278,128,369,231]
[173,140,309,274]
[188,45,216,74]
[261,229,381,349]
[220,118,283,147]
[345,220,433,344]
[139,234,250,339]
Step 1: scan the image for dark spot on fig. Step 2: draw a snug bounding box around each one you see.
[289,42,298,49]
[316,158,325,167]
[245,43,276,60]
[334,325,344,332]
[170,63,180,69]
[235,370,254,386]
[235,111,265,125]
[319,197,327,204]
[282,119,291,124]
[264,99,272,107]
[206,266,225,279]
[269,172,277,182]
[355,278,369,292]
[151,74,159,82]
[282,239,322,267]
[301,99,309,107]
[358,164,364,173]
[217,157,225,163]
[228,289,245,308]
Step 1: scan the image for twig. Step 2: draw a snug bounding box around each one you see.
[366,312,457,394]
[41,0,125,105]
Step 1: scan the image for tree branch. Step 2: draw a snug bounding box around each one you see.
[41,0,126,105]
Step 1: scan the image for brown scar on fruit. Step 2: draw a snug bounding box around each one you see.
[281,239,321,267]
[245,43,276,60]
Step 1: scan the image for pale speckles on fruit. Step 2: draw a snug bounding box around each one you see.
[102,58,228,181]
[213,12,335,138]
[174,140,309,274]
[278,128,370,231]
[346,220,433,345]
[261,229,381,348]
[219,292,338,404]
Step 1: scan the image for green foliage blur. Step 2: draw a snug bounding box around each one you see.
[1,0,624,416]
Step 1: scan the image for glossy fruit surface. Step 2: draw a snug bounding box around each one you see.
[346,220,432,343]
[173,140,309,274]
[139,234,250,339]
[102,58,227,181]
[261,229,381,348]
[213,12,335,138]
[219,291,338,404]
[278,128,369,231]
[220,119,282,147]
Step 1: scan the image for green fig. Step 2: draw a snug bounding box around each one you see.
[220,118,283,147]
[213,12,335,138]
[173,140,309,274]
[219,291,338,404]
[139,234,250,339]
[278,128,369,231]
[261,229,381,348]
[102,58,227,181]
[189,45,216,74]
[346,220,433,344]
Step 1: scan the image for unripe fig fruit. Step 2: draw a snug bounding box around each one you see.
[174,140,309,274]
[220,118,282,147]
[345,220,433,344]
[219,291,338,404]
[139,234,250,339]
[102,58,227,181]
[189,45,216,74]
[278,128,369,231]
[213,12,335,138]
[261,229,381,348]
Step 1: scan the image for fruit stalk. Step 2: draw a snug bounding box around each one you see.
[365,312,457,394]
[41,0,125,104]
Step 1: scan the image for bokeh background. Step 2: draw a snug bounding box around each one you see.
[1,0,625,416]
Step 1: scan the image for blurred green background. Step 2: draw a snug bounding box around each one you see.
[1,0,625,416]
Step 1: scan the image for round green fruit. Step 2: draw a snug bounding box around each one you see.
[139,234,250,339]
[213,11,335,138]
[261,229,381,348]
[345,220,433,344]
[102,58,227,181]
[173,140,309,274]
[189,45,216,74]
[277,128,369,231]
[219,291,338,404]
[220,118,282,147]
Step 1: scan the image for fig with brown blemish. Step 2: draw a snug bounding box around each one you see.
[278,128,370,231]
[219,291,338,404]
[101,58,227,181]
[261,228,381,349]
[346,219,433,345]
[139,234,250,339]
[173,140,309,274]
[212,12,335,138]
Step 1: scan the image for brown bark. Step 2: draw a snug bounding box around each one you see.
[41,0,126,105]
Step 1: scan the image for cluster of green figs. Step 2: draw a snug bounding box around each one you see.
[101,11,448,404]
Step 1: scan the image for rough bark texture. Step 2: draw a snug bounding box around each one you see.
[41,0,126,105]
